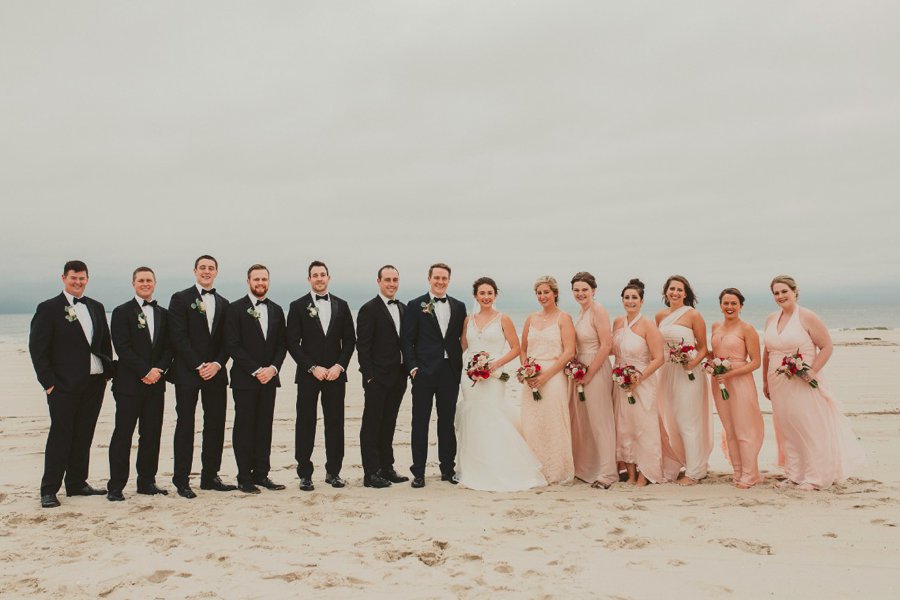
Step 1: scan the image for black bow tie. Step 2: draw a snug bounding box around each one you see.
[142,300,157,307]
[315,294,329,302]
[201,288,216,295]
[387,299,400,305]
[433,297,448,303]
[255,298,268,306]
[72,297,85,305]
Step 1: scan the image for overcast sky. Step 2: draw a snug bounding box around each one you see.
[1,1,898,313]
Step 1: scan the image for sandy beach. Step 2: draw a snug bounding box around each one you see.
[1,328,898,599]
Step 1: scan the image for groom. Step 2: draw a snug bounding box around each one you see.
[401,263,466,488]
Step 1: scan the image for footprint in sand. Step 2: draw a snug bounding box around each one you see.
[146,570,175,583]
[712,538,773,555]
[602,536,651,550]
[494,562,513,574]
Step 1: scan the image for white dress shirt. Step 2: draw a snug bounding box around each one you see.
[196,284,215,332]
[431,294,450,359]
[380,293,401,336]
[249,293,269,339]
[313,291,332,334]
[135,295,155,342]
[64,290,104,374]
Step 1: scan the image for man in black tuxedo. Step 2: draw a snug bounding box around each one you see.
[356,265,409,489]
[400,263,466,488]
[107,267,173,501]
[167,255,236,499]
[287,261,356,491]
[224,264,287,494]
[29,260,114,508]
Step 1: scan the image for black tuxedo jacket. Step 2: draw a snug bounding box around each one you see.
[166,286,229,386]
[29,293,114,393]
[400,293,466,377]
[356,296,406,385]
[224,296,287,390]
[287,292,356,384]
[110,299,173,395]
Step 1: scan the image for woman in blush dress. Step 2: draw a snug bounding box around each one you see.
[709,288,764,489]
[612,279,674,487]
[763,275,865,490]
[520,276,576,484]
[568,272,617,489]
[455,277,545,492]
[655,275,714,485]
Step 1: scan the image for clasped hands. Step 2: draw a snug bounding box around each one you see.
[311,365,343,382]
[141,368,165,385]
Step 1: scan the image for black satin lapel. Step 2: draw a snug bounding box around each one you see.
[152,305,162,348]
[210,293,223,335]
[378,299,400,339]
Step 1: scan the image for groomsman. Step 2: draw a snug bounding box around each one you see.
[401,263,466,488]
[29,260,113,508]
[356,265,408,488]
[224,264,287,494]
[167,255,236,499]
[107,267,172,501]
[287,261,356,491]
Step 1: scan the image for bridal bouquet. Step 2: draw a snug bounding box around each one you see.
[702,357,732,400]
[516,358,543,401]
[466,351,510,386]
[612,365,639,405]
[775,350,819,388]
[667,338,698,380]
[564,358,588,401]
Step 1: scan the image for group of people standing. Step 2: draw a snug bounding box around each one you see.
[28,258,864,509]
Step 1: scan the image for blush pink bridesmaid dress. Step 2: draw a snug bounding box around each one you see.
[569,305,617,487]
[710,330,764,487]
[764,307,865,489]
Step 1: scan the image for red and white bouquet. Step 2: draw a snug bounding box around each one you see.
[516,358,543,401]
[702,357,732,400]
[775,350,819,388]
[564,358,588,401]
[612,365,640,405]
[667,338,698,380]
[465,351,510,386]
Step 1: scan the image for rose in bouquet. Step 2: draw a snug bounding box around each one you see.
[612,365,640,405]
[564,358,588,401]
[702,357,732,400]
[516,358,543,401]
[667,338,698,381]
[775,350,819,388]
[466,351,510,386]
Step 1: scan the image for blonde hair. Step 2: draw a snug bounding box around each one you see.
[770,275,799,298]
[533,275,559,302]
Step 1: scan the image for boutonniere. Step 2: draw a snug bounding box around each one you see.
[137,312,147,329]
[64,305,78,322]
[191,299,207,314]
[307,303,319,320]
[420,299,436,315]
[247,307,261,320]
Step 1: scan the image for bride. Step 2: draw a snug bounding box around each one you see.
[455,277,546,491]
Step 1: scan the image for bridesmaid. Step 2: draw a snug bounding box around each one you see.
[655,275,713,485]
[520,276,576,484]
[569,272,617,489]
[762,275,865,490]
[709,288,764,488]
[612,279,673,487]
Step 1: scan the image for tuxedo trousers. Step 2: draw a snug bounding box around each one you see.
[360,369,407,476]
[295,380,345,478]
[108,388,165,492]
[410,360,459,478]
[172,382,227,487]
[41,376,106,496]
[232,386,276,486]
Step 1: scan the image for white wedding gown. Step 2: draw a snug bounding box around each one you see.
[455,314,546,491]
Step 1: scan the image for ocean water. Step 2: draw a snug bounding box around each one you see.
[2,302,897,346]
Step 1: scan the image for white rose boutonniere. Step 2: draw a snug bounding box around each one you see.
[247,307,261,320]
[64,305,78,322]
[137,312,147,329]
[191,299,207,314]
[307,303,319,320]
[420,299,435,315]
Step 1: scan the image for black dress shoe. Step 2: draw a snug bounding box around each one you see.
[176,486,197,499]
[238,482,261,494]
[441,473,459,485]
[107,490,125,502]
[66,484,107,497]
[254,477,286,491]
[41,494,61,508]
[200,476,238,492]
[136,483,169,496]
[363,474,391,489]
[411,477,425,488]
[325,473,346,488]
[380,469,409,484]
[298,477,315,492]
